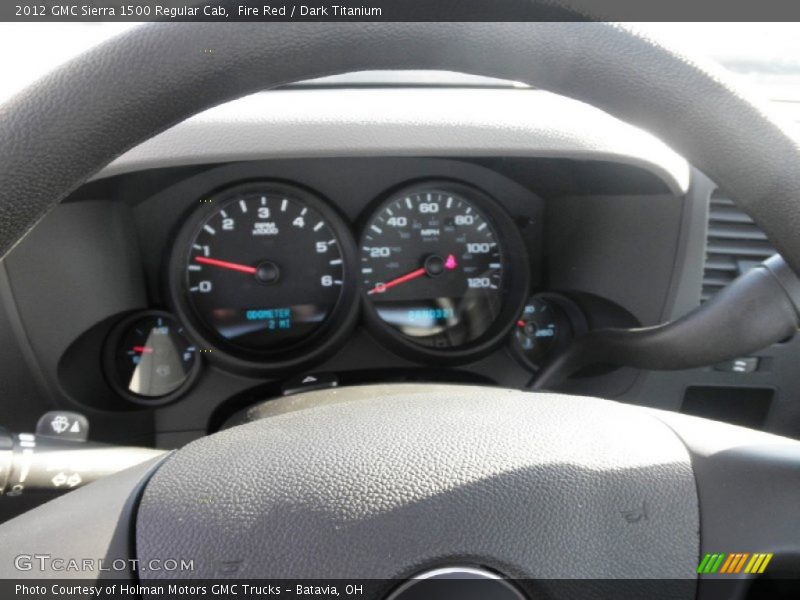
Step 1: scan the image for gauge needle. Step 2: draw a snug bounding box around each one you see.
[194,256,257,274]
[368,253,458,295]
[132,346,154,354]
[368,267,427,295]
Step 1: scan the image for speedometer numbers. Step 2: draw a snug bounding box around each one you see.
[360,183,529,359]
[168,183,359,371]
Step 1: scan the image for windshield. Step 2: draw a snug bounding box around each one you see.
[1,23,799,105]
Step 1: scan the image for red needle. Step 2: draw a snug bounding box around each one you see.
[133,346,153,354]
[367,254,458,295]
[195,256,257,274]
[368,267,427,295]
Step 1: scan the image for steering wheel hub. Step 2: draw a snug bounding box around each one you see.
[387,566,528,600]
[136,385,698,582]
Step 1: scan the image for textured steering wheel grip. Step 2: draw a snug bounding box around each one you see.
[1,20,800,272]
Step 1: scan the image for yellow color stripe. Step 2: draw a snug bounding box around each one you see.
[758,554,773,574]
[749,554,766,573]
[744,555,760,574]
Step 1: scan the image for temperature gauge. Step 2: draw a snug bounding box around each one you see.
[510,294,586,372]
[105,311,200,405]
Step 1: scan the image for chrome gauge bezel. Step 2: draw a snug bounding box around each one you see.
[358,180,530,365]
[165,181,360,375]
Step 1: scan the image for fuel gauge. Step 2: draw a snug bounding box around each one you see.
[105,311,200,405]
[510,294,586,372]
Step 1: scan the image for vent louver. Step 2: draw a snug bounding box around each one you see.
[702,190,776,302]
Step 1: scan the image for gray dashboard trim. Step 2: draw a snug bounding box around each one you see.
[95,88,691,195]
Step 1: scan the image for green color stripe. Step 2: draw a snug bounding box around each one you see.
[710,554,726,574]
[704,554,719,574]
[697,554,712,574]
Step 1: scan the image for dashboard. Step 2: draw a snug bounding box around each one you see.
[0,154,658,444]
[1,88,799,455]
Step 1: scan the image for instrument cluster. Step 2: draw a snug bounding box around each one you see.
[103,175,585,404]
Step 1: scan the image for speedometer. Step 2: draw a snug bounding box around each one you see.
[360,182,529,360]
[167,182,359,372]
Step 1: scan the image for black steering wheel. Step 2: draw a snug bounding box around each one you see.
[1,20,800,599]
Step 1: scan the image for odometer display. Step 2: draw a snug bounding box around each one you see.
[361,185,507,349]
[177,184,349,355]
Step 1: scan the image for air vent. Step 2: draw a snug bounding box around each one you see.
[702,190,776,302]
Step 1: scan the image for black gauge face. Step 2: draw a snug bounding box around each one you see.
[182,187,346,353]
[513,297,569,368]
[108,313,198,403]
[361,186,506,349]
[510,294,586,372]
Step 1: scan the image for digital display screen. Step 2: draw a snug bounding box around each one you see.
[407,308,455,322]
[246,307,293,331]
[209,303,332,349]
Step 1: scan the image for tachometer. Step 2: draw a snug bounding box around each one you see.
[167,182,358,371]
[360,182,529,361]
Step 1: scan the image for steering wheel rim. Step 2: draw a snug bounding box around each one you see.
[2,22,800,269]
[2,18,800,597]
